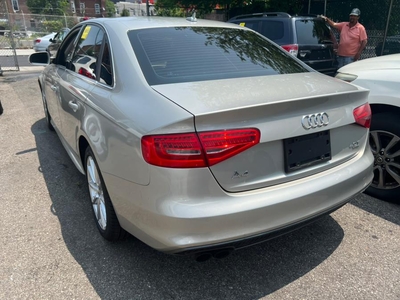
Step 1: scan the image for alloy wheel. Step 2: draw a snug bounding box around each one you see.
[86,156,107,230]
[369,130,400,190]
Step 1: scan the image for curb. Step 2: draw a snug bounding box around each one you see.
[19,66,45,72]
[0,66,44,74]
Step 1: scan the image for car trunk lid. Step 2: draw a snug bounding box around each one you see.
[152,73,370,192]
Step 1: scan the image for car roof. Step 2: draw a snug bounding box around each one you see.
[80,16,244,31]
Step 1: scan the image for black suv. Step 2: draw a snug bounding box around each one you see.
[228,12,338,76]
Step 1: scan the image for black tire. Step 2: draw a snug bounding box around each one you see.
[41,89,54,131]
[85,147,126,241]
[365,113,400,203]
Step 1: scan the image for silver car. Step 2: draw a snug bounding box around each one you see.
[29,17,373,261]
[32,32,56,52]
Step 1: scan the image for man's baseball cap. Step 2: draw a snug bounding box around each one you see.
[350,8,361,16]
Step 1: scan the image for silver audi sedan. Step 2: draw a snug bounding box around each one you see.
[29,16,374,261]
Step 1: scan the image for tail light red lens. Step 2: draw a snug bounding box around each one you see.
[34,39,41,44]
[78,68,95,79]
[141,128,260,168]
[353,103,371,128]
[281,44,299,56]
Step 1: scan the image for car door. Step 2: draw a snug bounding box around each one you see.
[57,24,105,159]
[42,30,80,133]
[42,63,62,131]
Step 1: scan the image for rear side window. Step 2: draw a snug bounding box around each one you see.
[70,25,104,80]
[295,20,336,45]
[230,20,291,45]
[260,20,291,44]
[99,38,113,86]
[128,27,310,85]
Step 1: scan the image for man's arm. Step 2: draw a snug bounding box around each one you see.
[354,39,367,61]
[320,15,339,29]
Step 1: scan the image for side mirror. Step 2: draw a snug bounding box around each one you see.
[29,52,50,65]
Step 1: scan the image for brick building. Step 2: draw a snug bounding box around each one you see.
[5,0,107,18]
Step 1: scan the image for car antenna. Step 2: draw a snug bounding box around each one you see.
[186,9,197,22]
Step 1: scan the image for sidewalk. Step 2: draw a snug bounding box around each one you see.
[19,66,45,72]
[0,48,35,56]
[16,49,36,56]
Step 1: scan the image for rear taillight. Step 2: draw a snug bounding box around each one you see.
[141,128,260,168]
[78,68,95,79]
[34,39,41,44]
[281,44,299,56]
[353,103,371,128]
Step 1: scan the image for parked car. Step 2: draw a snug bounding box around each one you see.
[375,35,400,56]
[228,12,338,76]
[29,17,373,261]
[33,32,56,52]
[47,28,70,58]
[336,54,400,203]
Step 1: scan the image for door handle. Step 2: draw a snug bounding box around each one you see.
[68,101,79,112]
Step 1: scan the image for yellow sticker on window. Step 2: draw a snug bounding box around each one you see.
[81,26,91,40]
[239,22,246,27]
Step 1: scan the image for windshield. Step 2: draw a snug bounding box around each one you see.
[128,27,311,85]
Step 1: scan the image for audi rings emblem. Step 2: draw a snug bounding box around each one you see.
[301,112,329,130]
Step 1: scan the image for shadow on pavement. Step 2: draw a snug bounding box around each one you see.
[350,194,400,226]
[32,118,345,299]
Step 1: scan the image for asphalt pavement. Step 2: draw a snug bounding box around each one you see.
[0,69,399,300]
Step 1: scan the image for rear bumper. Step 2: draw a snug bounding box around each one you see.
[174,199,349,255]
[33,46,46,52]
[108,147,373,254]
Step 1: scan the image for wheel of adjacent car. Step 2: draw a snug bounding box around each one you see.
[85,147,126,241]
[365,113,400,203]
[41,89,54,131]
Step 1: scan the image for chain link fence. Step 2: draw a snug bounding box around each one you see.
[1,0,398,74]
[0,7,80,73]
[156,0,399,60]
[0,0,17,73]
[307,0,400,59]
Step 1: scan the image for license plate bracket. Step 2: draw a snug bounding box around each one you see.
[284,130,331,173]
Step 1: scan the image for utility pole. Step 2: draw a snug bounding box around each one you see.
[146,0,149,16]
[381,0,395,56]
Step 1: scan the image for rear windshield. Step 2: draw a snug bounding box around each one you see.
[128,27,310,85]
[295,20,335,45]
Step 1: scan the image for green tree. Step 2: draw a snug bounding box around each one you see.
[104,0,116,18]
[155,0,242,15]
[26,0,69,15]
[155,7,186,17]
[266,0,304,15]
[42,20,64,32]
[121,7,130,17]
[155,0,268,19]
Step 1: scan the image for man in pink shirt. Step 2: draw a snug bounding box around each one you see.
[322,8,368,68]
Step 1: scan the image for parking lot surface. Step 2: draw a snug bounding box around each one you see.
[0,71,399,300]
